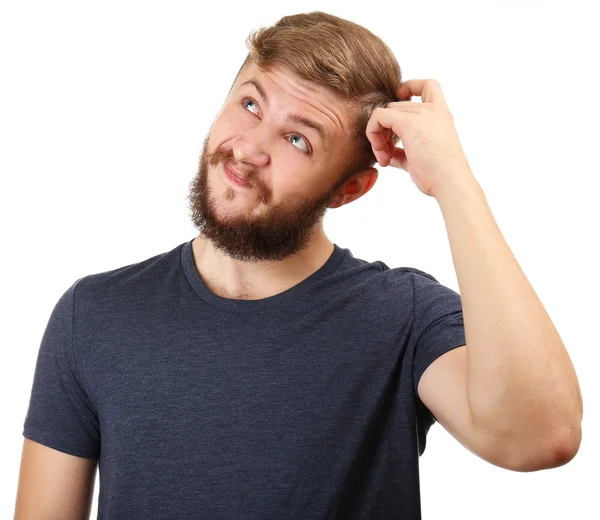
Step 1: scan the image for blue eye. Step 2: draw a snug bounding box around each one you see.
[241,97,312,154]
[242,97,260,115]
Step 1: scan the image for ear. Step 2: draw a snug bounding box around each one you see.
[330,167,379,208]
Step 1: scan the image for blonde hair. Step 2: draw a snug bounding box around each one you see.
[236,11,403,187]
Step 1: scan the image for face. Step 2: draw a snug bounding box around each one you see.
[187,61,361,262]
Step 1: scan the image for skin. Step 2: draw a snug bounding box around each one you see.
[187,61,378,300]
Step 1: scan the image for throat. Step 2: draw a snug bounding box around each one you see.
[211,279,262,301]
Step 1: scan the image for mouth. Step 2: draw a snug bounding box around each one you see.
[224,164,251,188]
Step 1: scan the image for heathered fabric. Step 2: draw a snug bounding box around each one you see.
[23,238,466,519]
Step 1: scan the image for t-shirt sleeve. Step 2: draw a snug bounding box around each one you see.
[22,278,101,459]
[410,270,466,428]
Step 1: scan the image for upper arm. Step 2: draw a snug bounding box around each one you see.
[417,345,520,470]
[14,437,98,520]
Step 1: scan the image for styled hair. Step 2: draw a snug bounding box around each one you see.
[236,11,403,189]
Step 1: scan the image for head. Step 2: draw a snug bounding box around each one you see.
[187,11,403,262]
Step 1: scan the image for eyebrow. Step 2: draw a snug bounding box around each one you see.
[239,78,330,151]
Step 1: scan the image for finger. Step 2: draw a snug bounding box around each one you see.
[385,130,396,160]
[397,79,446,106]
[370,126,393,165]
[366,107,408,150]
[369,121,388,152]
[383,128,393,149]
[378,127,400,167]
[370,127,394,161]
[386,100,424,111]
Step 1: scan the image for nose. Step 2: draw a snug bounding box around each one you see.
[231,126,271,170]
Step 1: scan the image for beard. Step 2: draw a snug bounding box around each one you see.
[186,130,344,263]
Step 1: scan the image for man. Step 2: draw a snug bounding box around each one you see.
[15,11,582,520]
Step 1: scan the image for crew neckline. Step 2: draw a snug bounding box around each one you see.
[180,238,347,315]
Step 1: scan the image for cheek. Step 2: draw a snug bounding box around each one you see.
[209,106,241,137]
[219,102,251,131]
[271,169,313,201]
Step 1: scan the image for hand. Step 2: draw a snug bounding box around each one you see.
[366,79,472,198]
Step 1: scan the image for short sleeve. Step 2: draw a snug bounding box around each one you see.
[22,278,101,459]
[410,270,466,437]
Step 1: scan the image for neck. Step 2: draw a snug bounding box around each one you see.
[191,229,335,300]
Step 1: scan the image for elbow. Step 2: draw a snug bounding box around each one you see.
[512,422,582,473]
[549,422,582,468]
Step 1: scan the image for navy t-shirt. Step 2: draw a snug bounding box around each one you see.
[22,238,466,519]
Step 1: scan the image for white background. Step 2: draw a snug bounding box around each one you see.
[2,0,598,518]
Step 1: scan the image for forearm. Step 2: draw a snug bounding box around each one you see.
[435,170,583,449]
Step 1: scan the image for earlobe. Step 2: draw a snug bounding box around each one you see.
[361,167,379,197]
[330,168,378,209]
[349,167,379,195]
[330,195,344,209]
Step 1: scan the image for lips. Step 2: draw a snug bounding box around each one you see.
[227,165,244,179]
[224,164,251,187]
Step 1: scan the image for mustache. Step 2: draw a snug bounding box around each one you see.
[210,150,255,180]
